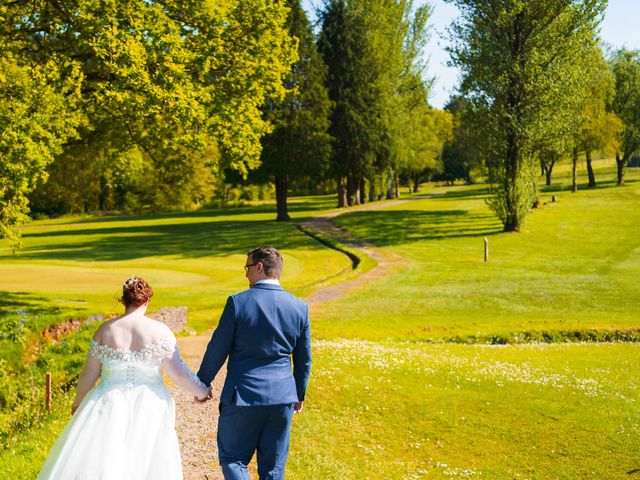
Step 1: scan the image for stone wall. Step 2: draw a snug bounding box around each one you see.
[148,306,188,333]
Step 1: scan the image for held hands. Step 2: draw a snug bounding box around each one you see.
[193,388,213,404]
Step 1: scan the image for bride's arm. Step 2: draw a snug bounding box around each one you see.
[163,347,210,400]
[72,353,102,414]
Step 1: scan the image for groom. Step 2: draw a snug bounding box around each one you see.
[197,247,312,480]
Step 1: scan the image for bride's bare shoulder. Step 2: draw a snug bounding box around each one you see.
[143,317,174,340]
[92,316,123,343]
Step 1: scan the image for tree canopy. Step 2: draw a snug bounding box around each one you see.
[256,0,333,221]
[0,52,83,247]
[608,48,640,186]
[319,0,438,206]
[0,0,296,242]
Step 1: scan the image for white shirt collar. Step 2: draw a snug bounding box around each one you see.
[255,278,280,286]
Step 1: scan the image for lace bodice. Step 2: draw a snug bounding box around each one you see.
[89,337,205,389]
[89,337,175,364]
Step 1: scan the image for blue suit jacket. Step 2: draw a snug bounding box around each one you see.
[197,283,312,406]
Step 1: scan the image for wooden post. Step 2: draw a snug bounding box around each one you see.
[484,237,489,262]
[45,372,52,411]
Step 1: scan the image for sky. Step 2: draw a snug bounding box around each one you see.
[302,0,640,109]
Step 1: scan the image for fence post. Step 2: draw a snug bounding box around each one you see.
[484,237,489,262]
[45,372,52,411]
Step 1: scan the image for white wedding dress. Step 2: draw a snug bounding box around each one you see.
[37,335,204,480]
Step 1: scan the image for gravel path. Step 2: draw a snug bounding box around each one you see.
[170,196,423,478]
[169,334,223,480]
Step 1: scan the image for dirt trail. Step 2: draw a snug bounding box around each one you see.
[172,196,425,479]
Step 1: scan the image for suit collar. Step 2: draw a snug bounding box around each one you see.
[251,283,284,291]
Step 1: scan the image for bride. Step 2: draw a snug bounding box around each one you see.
[37,276,210,480]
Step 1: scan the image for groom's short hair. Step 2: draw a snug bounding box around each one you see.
[248,247,283,279]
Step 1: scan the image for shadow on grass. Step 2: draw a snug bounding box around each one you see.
[42,195,338,228]
[6,219,326,262]
[426,186,492,202]
[541,176,640,193]
[336,208,502,246]
[0,292,62,316]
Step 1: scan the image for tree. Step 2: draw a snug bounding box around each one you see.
[608,48,640,186]
[401,106,453,192]
[1,0,296,234]
[257,0,332,221]
[438,96,483,184]
[447,0,606,231]
[539,149,562,188]
[390,5,447,194]
[318,0,394,207]
[562,46,622,193]
[0,52,83,248]
[575,50,622,189]
[388,3,436,197]
[319,0,432,207]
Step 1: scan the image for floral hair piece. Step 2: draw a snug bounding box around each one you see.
[125,275,137,286]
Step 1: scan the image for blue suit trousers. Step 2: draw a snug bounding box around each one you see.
[218,403,294,480]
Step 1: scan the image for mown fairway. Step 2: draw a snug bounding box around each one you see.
[0,197,349,333]
[2,161,639,479]
[319,179,640,341]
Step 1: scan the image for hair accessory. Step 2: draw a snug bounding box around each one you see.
[126,275,136,285]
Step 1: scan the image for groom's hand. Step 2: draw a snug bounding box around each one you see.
[193,388,213,404]
[294,401,304,413]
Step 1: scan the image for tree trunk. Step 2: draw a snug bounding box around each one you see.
[502,181,522,231]
[545,165,552,187]
[502,193,522,231]
[386,170,394,199]
[275,176,290,221]
[394,173,400,198]
[540,159,546,177]
[347,175,360,207]
[616,152,625,186]
[359,177,366,204]
[308,178,316,195]
[368,177,376,203]
[413,174,420,193]
[502,125,522,232]
[586,150,596,188]
[337,177,347,208]
[99,175,108,210]
[346,175,360,206]
[571,148,578,193]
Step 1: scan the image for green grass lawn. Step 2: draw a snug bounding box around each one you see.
[1,159,639,479]
[0,203,350,333]
[320,172,640,341]
[284,160,640,478]
[290,341,640,479]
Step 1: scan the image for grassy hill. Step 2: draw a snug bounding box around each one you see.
[319,179,640,341]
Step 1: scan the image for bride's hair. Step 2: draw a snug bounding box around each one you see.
[120,276,153,308]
